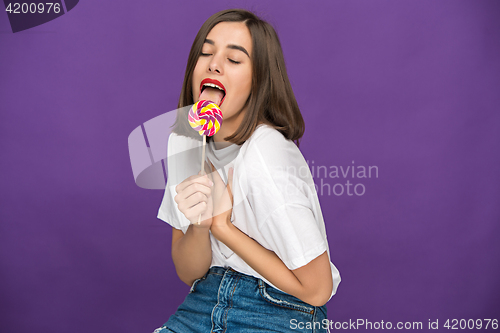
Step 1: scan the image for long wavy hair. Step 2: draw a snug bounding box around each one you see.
[172,9,304,147]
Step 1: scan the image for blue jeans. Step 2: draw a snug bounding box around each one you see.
[153,266,328,332]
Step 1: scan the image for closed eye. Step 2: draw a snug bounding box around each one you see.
[228,59,240,64]
[200,52,212,56]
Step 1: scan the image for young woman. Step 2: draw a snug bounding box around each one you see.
[155,9,340,333]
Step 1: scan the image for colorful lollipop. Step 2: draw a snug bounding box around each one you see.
[188,100,223,136]
[188,99,223,224]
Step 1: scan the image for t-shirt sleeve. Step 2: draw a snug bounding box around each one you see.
[258,202,328,270]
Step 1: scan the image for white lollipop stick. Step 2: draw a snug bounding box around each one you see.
[197,135,207,225]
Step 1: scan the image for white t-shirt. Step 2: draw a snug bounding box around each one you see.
[157,123,341,298]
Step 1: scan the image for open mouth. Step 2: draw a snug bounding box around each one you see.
[199,78,226,106]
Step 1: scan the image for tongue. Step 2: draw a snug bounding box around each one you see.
[199,87,224,106]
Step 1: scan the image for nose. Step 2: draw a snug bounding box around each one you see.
[208,54,223,74]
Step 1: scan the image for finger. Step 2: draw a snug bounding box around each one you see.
[175,181,212,205]
[175,173,213,194]
[185,201,208,221]
[185,181,212,199]
[179,190,210,212]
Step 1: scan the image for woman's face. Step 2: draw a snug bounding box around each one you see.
[192,21,253,139]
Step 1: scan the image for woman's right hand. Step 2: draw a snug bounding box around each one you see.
[174,172,214,227]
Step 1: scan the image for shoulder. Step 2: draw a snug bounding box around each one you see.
[249,123,286,143]
[243,124,304,166]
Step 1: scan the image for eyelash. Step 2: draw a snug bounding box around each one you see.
[200,53,240,64]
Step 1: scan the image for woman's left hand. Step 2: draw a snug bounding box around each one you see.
[207,161,234,241]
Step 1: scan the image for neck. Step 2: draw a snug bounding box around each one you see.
[212,108,246,143]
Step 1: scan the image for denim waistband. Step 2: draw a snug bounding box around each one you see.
[208,266,231,275]
[208,266,251,277]
[208,266,262,283]
[208,266,277,293]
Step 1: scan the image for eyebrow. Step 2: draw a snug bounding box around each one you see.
[204,38,250,58]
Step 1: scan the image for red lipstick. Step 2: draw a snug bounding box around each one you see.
[199,78,226,106]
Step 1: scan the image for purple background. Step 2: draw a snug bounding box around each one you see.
[1,0,499,332]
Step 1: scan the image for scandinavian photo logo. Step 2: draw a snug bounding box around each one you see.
[306,160,379,197]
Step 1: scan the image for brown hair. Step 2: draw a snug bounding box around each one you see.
[172,9,305,147]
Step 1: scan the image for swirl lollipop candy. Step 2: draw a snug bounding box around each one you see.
[188,100,223,136]
[188,99,223,224]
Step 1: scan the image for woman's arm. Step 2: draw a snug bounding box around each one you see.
[211,220,333,307]
[170,173,215,286]
[171,226,212,286]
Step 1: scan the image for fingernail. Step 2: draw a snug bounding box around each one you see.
[209,180,214,186]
